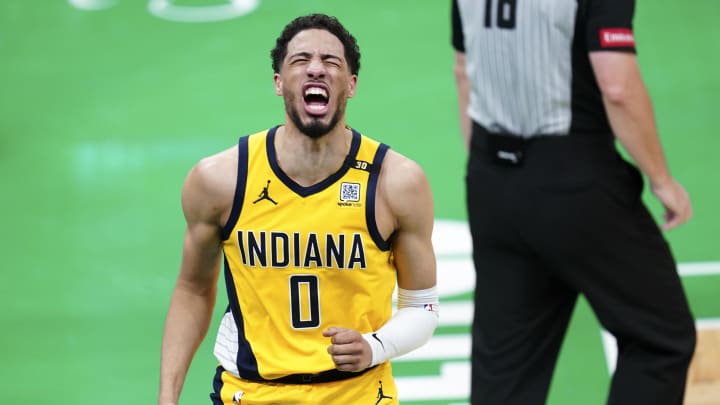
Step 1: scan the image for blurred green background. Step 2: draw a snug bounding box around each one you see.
[1,1,718,404]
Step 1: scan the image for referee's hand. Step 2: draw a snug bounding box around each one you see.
[324,327,373,372]
[651,177,692,230]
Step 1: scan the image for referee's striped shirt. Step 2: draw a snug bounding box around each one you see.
[452,0,637,138]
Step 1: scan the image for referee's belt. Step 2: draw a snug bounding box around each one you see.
[471,121,615,167]
[240,365,377,384]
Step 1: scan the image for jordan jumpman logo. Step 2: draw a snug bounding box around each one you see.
[253,180,278,205]
[375,380,393,404]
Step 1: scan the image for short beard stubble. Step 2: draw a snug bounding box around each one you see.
[286,98,346,139]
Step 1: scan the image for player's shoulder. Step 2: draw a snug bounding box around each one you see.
[377,148,434,227]
[378,148,432,211]
[382,149,427,181]
[184,143,238,200]
[181,142,240,222]
[188,128,271,187]
[194,144,238,180]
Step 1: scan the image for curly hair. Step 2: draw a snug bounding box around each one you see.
[270,14,361,75]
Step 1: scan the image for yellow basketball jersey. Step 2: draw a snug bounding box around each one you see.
[214,126,396,381]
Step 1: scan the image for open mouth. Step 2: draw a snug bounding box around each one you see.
[303,85,329,116]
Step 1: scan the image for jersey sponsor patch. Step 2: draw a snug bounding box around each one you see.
[599,28,635,48]
[340,182,361,202]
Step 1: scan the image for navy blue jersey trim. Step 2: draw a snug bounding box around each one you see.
[267,126,362,197]
[209,365,225,405]
[221,136,249,240]
[366,143,391,251]
[222,256,260,377]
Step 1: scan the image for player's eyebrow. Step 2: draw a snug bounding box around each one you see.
[288,51,344,63]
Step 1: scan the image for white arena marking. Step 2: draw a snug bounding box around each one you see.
[432,219,473,256]
[396,362,471,401]
[68,0,117,10]
[147,0,259,23]
[396,334,471,362]
[678,262,720,277]
[436,301,474,326]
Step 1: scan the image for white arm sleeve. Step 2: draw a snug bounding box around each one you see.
[361,286,439,367]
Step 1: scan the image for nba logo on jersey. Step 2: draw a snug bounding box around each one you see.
[339,182,361,202]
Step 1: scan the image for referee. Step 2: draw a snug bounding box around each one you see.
[452,1,696,404]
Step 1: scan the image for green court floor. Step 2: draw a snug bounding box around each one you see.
[1,1,718,404]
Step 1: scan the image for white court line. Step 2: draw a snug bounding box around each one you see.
[678,261,720,277]
[396,362,470,401]
[436,301,474,327]
[397,334,471,362]
[147,0,258,23]
[68,0,116,10]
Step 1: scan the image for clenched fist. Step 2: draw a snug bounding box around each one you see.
[323,327,373,372]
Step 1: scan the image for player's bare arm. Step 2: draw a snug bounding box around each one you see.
[379,150,437,290]
[158,148,237,405]
[590,51,692,229]
[324,151,438,373]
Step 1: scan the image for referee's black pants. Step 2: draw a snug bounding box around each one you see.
[466,124,696,405]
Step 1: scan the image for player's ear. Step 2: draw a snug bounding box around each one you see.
[347,74,357,98]
[274,73,283,96]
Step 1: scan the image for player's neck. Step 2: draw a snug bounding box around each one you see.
[274,124,352,187]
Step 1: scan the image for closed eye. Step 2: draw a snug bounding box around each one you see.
[288,52,312,65]
[289,57,310,65]
[322,55,342,67]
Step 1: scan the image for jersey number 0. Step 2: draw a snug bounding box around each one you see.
[289,275,320,329]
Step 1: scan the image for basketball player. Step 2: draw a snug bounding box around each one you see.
[158,14,439,405]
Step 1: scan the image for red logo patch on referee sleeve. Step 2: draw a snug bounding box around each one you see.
[599,28,635,47]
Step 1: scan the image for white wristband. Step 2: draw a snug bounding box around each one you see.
[362,286,439,367]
